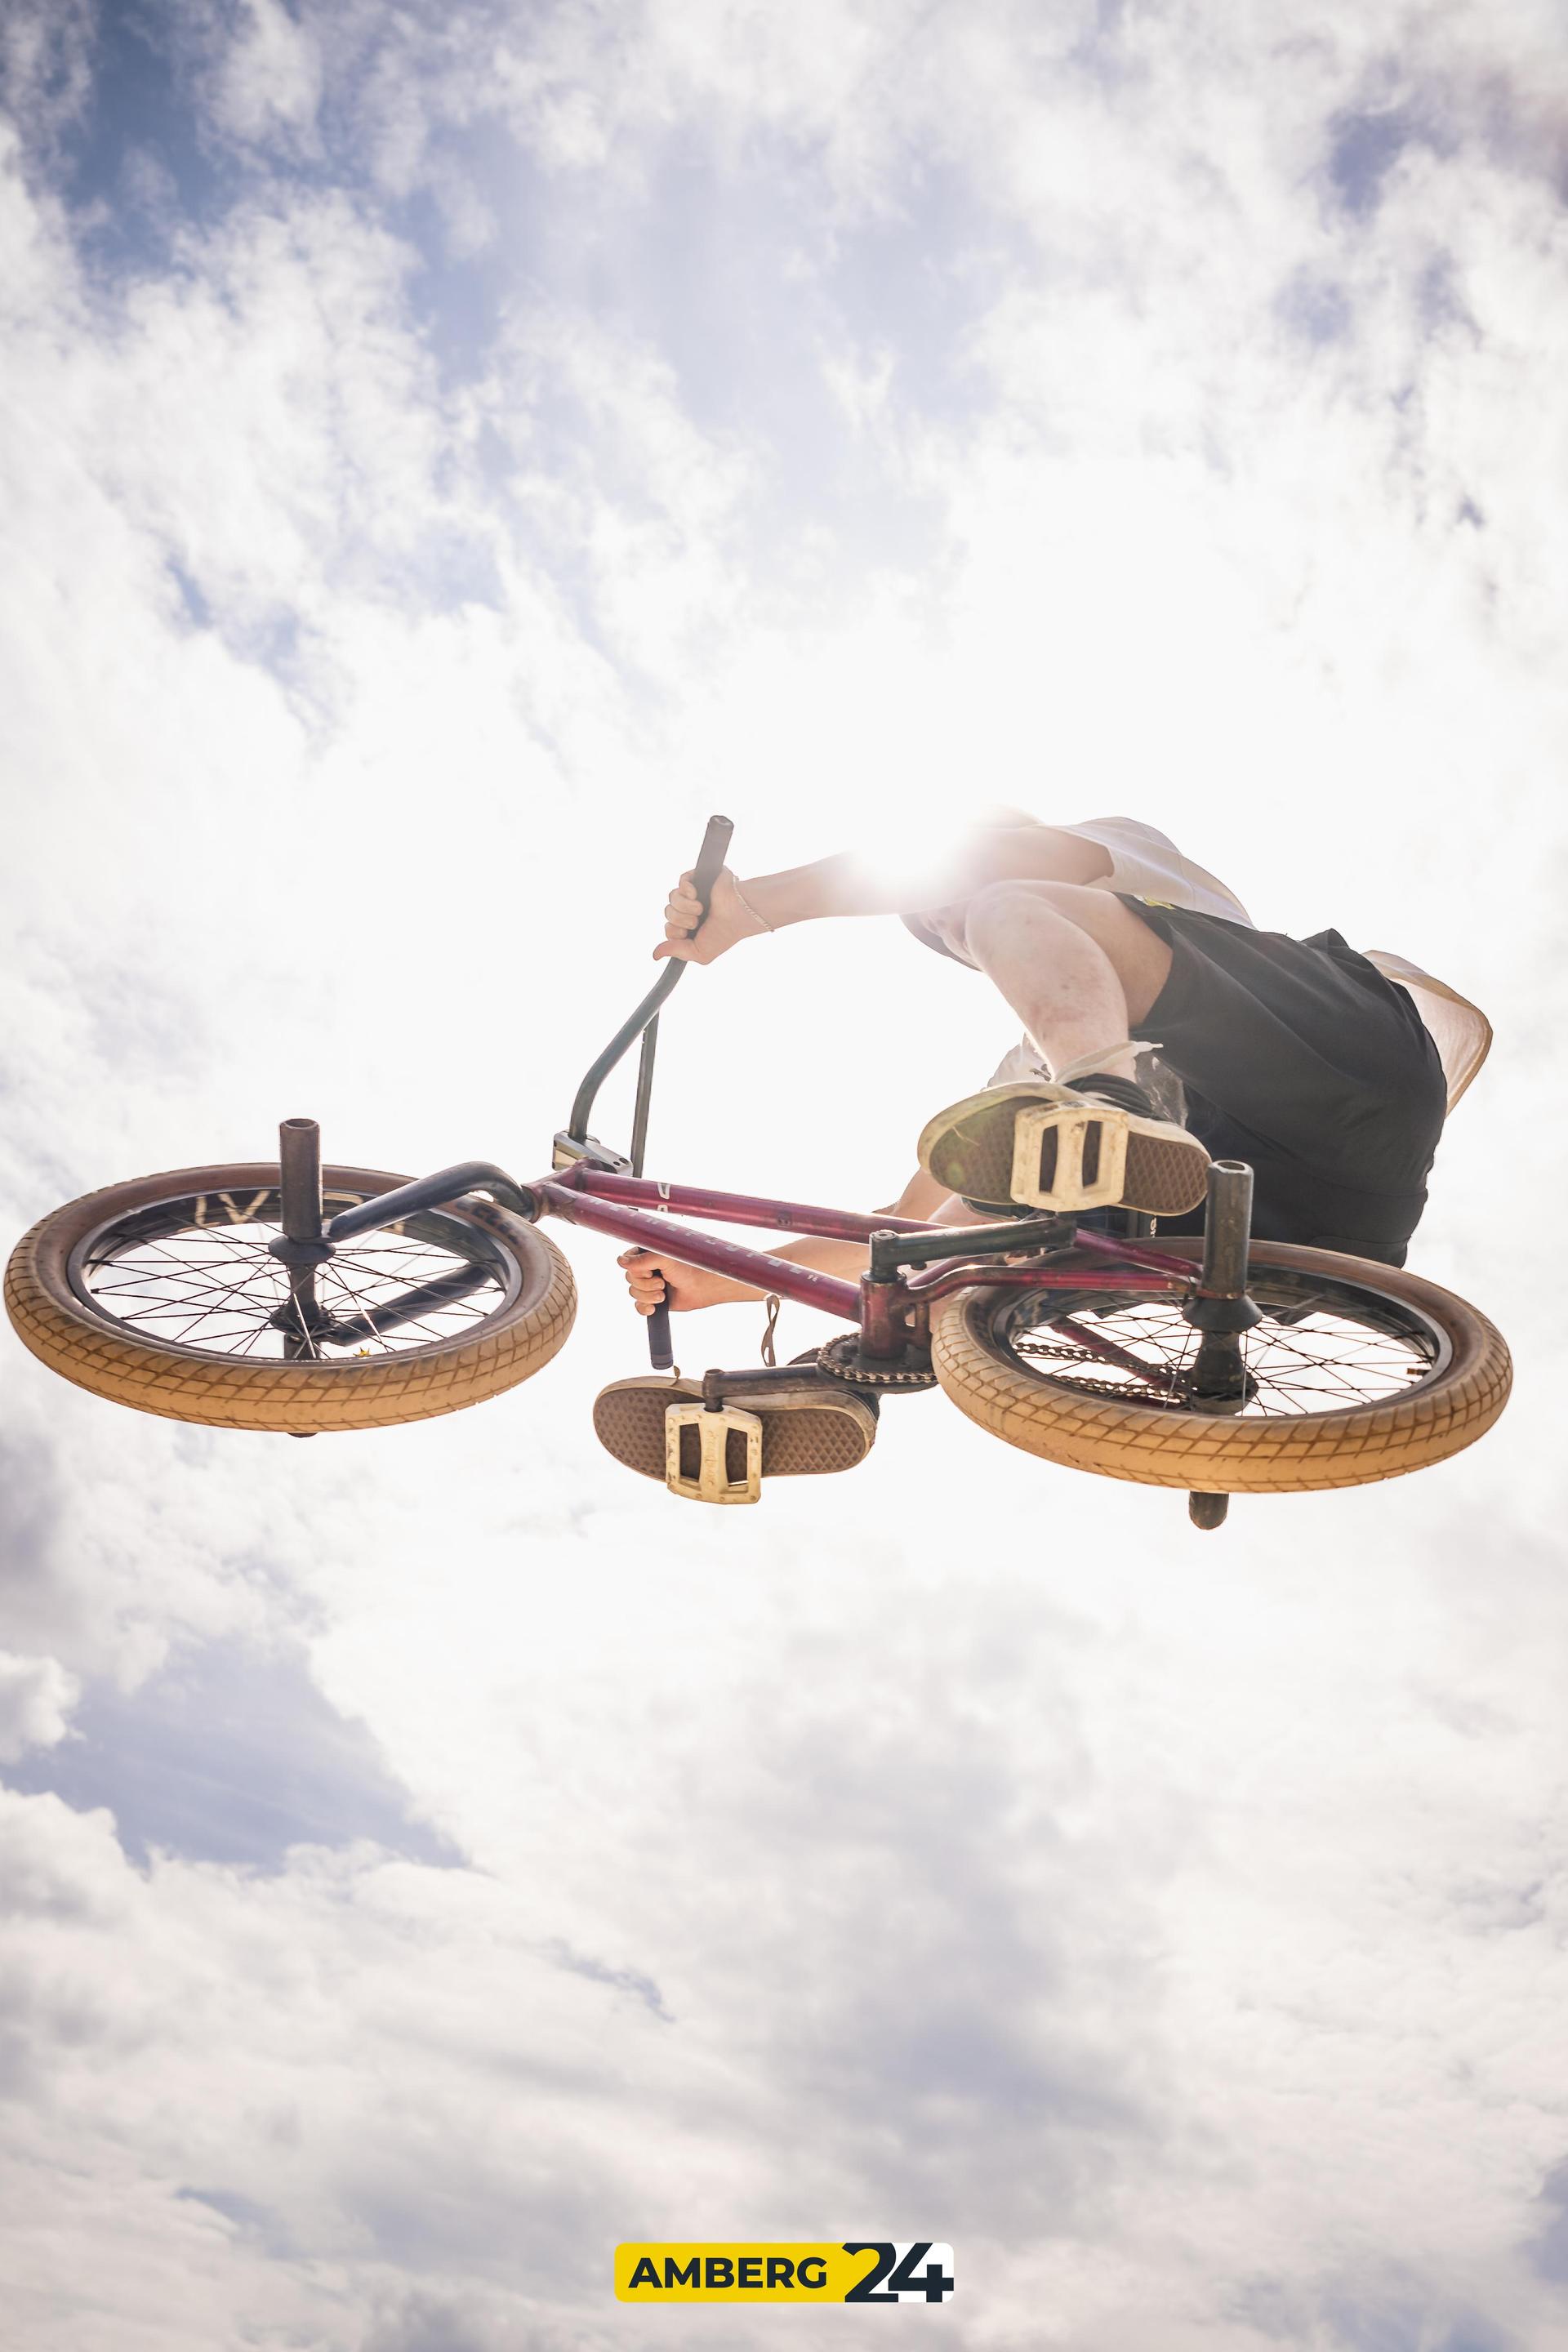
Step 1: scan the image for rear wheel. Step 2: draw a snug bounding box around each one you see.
[930,1238,1510,1492]
[6,1161,575,1434]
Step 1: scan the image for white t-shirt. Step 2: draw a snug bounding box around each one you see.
[987,817,1490,1114]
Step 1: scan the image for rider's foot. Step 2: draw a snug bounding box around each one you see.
[917,1072,1210,1217]
[593,1370,877,1502]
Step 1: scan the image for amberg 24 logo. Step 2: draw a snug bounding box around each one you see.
[615,2241,955,2304]
[841,2244,955,2303]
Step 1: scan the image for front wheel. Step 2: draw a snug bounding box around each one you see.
[6,1162,576,1435]
[930,1238,1510,1494]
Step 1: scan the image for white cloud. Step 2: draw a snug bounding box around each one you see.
[0,1,95,167]
[0,1654,78,1762]
[182,0,325,154]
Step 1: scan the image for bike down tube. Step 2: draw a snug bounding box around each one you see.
[533,1178,863,1322]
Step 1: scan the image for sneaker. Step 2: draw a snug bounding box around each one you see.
[593,1370,878,1504]
[917,1071,1210,1217]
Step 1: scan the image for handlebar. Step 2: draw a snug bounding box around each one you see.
[559,814,734,1375]
[687,813,734,922]
[645,815,731,1370]
[565,813,733,1150]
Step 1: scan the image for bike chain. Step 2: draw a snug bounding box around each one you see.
[1012,1339,1192,1408]
[809,1332,939,1392]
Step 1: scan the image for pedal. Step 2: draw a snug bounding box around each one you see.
[1009,1102,1128,1212]
[594,1373,879,1495]
[664,1401,764,1505]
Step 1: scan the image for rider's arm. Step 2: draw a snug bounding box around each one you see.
[653,825,1112,964]
[743,826,1110,927]
[618,1169,989,1316]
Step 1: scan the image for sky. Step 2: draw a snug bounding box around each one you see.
[2,1,1567,2346]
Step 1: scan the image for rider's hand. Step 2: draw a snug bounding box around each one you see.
[617,1249,756,1314]
[652,867,768,964]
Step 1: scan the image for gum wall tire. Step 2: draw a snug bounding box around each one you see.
[5,1160,577,1435]
[930,1237,1511,1494]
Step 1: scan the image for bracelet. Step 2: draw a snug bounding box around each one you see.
[732,880,773,933]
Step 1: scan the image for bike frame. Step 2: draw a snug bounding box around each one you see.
[319,1153,1201,1389]
[543,1165,1195,1370]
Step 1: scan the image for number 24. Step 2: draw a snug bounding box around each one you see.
[842,2242,955,2304]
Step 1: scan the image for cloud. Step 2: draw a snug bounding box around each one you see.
[0,0,96,167]
[0,1652,77,1762]
[2,1635,460,1869]
[0,1423,66,1588]
[209,0,324,152]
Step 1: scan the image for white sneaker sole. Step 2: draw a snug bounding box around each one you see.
[918,1083,1210,1217]
[593,1375,878,1501]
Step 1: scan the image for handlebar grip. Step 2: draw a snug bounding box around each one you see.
[688,813,733,924]
[647,1299,675,1373]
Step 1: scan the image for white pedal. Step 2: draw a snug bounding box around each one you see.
[1009,1102,1128,1212]
[664,1401,764,1505]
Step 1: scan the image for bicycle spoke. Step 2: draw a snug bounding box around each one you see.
[76,1192,512,1363]
[140,1251,284,1346]
[1001,1271,1438,1419]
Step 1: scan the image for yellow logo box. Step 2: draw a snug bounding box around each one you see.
[614,2243,955,2305]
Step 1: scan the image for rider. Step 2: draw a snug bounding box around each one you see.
[618,814,1490,1325]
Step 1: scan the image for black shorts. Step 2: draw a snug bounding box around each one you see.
[1120,898,1447,1266]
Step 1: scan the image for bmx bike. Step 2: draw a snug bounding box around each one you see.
[5,820,1512,1530]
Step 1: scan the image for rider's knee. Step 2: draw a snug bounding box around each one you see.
[962,878,1036,933]
[961,877,1089,960]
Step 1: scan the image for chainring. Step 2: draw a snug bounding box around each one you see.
[809,1331,939,1392]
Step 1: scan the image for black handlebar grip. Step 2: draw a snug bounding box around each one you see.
[647,1299,675,1372]
[688,813,733,927]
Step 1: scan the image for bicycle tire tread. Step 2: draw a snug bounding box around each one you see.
[5,1161,577,1434]
[930,1237,1511,1493]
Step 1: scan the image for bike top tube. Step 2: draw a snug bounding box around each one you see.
[556,1164,934,1244]
[533,1169,1193,1328]
[553,1165,1200,1277]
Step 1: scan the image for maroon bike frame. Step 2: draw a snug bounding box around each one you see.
[537,1164,1193,1348]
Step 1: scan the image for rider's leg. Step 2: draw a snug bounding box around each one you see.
[921,881,1207,1214]
[960,880,1173,1078]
